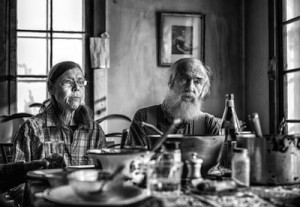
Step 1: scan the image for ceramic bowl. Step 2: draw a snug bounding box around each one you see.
[87,148,154,178]
[67,169,122,200]
[148,135,225,177]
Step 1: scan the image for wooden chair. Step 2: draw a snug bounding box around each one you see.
[0,113,32,143]
[96,114,131,149]
[0,143,13,164]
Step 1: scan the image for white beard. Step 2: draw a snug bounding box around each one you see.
[162,90,202,122]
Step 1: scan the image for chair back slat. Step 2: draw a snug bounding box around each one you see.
[0,143,13,164]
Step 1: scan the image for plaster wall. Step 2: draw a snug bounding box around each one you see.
[103,0,244,133]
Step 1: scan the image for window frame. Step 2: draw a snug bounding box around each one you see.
[16,0,86,113]
[272,0,300,133]
[7,0,94,114]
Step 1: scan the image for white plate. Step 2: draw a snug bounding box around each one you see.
[27,169,63,180]
[27,165,95,180]
[43,185,147,206]
[67,165,95,170]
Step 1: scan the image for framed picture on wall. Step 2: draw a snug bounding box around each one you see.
[158,12,205,67]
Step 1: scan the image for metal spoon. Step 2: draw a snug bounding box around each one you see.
[91,165,125,194]
[278,117,287,135]
[141,121,164,135]
[151,118,182,152]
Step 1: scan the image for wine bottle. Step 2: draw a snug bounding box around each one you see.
[220,94,240,141]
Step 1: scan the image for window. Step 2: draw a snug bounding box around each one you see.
[279,0,300,133]
[16,0,85,114]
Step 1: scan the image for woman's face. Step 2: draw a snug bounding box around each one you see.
[50,67,86,111]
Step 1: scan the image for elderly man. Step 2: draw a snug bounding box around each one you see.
[127,58,221,148]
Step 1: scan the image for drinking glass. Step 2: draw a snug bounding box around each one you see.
[146,160,183,202]
[43,140,64,168]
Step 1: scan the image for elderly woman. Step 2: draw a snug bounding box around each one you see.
[13,61,106,165]
[128,58,221,148]
[7,61,106,206]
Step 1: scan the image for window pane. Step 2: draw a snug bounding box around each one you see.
[53,0,83,31]
[17,79,47,114]
[283,21,300,70]
[282,0,300,21]
[284,71,300,120]
[286,123,300,134]
[17,32,48,75]
[17,0,48,30]
[52,33,83,67]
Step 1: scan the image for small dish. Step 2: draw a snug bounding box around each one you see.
[43,185,147,206]
[67,169,124,200]
[190,179,238,196]
[67,165,95,170]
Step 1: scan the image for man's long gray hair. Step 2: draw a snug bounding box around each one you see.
[162,58,212,121]
[167,58,212,100]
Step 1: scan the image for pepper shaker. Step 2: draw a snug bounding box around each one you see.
[185,152,203,181]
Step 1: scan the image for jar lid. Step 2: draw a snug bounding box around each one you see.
[163,141,180,150]
[233,147,248,153]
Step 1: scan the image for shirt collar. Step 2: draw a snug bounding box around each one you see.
[45,107,86,129]
[45,107,57,127]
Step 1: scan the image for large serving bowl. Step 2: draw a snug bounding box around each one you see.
[87,148,154,178]
[148,135,225,177]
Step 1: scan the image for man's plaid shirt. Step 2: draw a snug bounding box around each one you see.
[12,108,106,166]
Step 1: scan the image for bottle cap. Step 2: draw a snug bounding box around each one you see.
[185,152,203,164]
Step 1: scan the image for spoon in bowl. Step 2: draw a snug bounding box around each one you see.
[141,122,164,135]
[151,118,182,152]
[91,164,125,194]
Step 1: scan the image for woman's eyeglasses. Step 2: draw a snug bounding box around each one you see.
[61,79,88,88]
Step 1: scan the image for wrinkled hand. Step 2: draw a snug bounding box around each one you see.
[23,160,48,172]
[43,153,66,169]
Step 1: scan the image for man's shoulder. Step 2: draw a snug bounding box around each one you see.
[132,104,162,122]
[135,104,161,114]
[202,112,222,126]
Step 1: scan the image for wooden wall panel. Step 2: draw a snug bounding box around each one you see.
[0,0,16,115]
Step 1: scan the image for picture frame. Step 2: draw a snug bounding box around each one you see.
[158,12,205,67]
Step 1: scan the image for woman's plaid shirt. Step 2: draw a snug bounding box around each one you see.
[12,108,106,166]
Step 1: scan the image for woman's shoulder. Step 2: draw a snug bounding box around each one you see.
[25,111,47,127]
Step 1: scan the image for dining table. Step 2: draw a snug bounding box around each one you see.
[23,167,300,207]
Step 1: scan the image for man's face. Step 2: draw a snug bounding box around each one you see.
[171,66,206,102]
[49,68,85,111]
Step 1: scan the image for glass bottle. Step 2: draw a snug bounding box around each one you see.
[220,93,240,168]
[231,147,250,187]
[220,93,240,141]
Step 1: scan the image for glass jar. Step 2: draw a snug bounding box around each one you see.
[231,147,250,187]
[158,141,181,163]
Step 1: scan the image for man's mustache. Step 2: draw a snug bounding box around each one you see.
[181,92,196,99]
